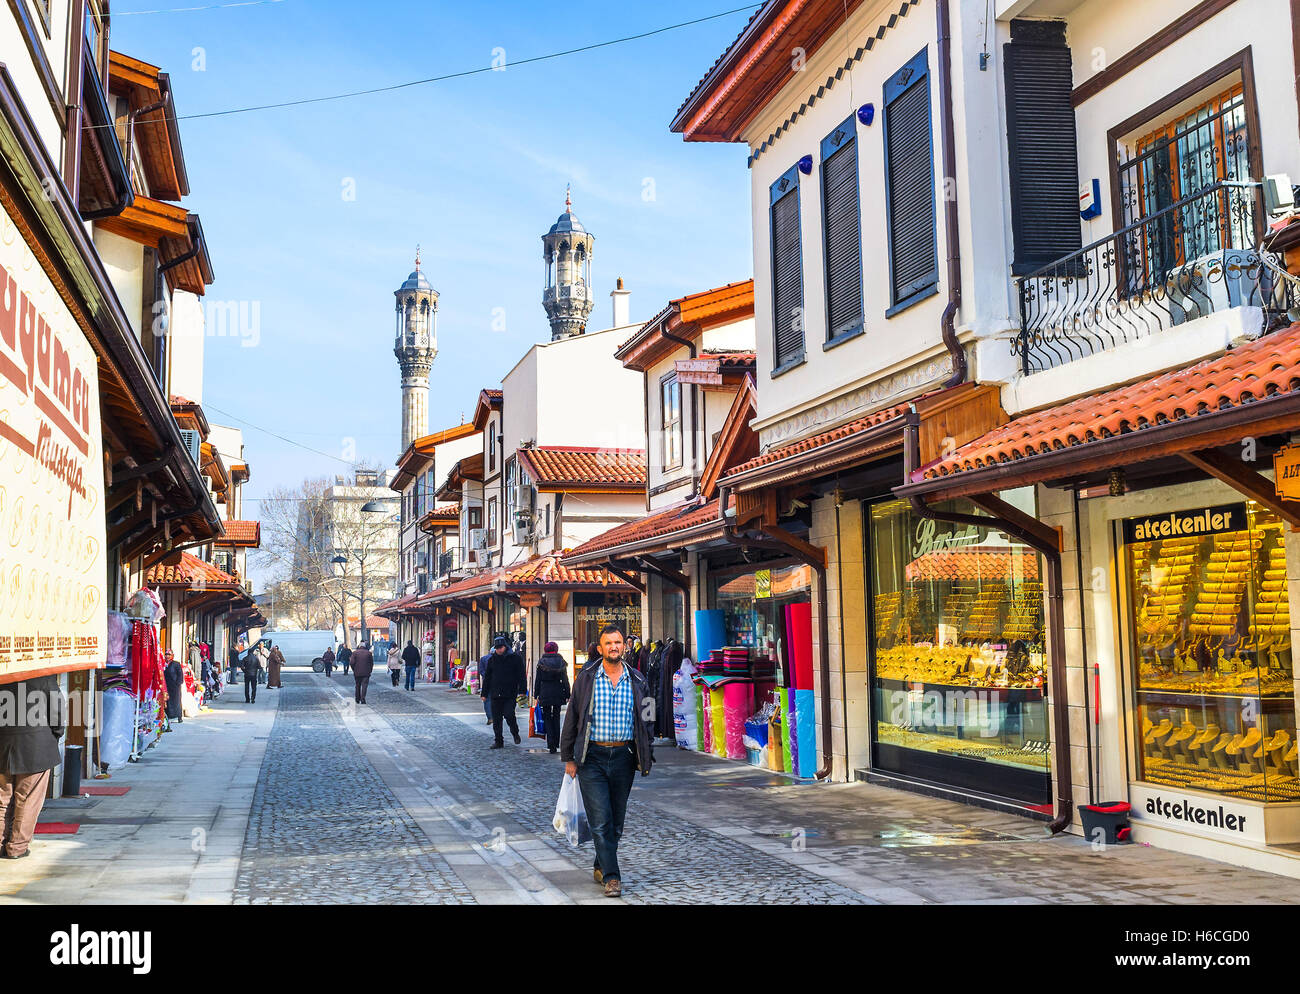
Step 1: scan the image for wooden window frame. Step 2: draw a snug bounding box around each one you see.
[660,372,683,472]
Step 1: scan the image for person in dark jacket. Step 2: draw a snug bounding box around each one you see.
[480,636,526,749]
[349,642,374,704]
[241,645,262,703]
[163,649,184,724]
[401,639,421,691]
[586,642,600,665]
[228,645,241,684]
[321,645,335,677]
[338,643,352,676]
[560,625,654,898]
[532,641,570,754]
[0,675,65,859]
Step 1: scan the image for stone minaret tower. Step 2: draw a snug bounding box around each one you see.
[394,249,438,451]
[542,186,595,340]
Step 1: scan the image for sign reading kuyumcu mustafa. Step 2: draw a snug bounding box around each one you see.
[0,206,106,682]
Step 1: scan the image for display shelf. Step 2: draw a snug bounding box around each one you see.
[1137,688,1294,705]
[876,676,1045,703]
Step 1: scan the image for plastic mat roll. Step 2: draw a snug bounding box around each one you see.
[788,602,814,691]
[99,688,135,767]
[710,687,727,758]
[795,688,816,779]
[723,681,751,761]
[694,610,726,669]
[782,687,796,774]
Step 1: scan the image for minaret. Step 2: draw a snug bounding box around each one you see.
[394,248,438,451]
[541,186,595,340]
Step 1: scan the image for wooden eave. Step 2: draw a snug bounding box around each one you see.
[701,374,759,499]
[107,51,188,201]
[96,194,187,246]
[472,390,502,431]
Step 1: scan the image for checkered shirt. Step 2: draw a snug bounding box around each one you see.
[590,664,635,742]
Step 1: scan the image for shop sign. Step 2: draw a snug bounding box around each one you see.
[910,517,987,559]
[1274,445,1300,501]
[1121,502,1246,544]
[0,207,106,681]
[518,593,543,608]
[755,569,771,599]
[674,358,722,386]
[1128,784,1265,845]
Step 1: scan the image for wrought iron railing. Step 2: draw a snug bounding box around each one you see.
[1014,182,1294,375]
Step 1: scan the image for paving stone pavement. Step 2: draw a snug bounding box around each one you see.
[233,679,473,904]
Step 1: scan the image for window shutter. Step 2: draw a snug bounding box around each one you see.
[1004,21,1080,274]
[770,165,804,369]
[821,118,863,340]
[883,50,937,311]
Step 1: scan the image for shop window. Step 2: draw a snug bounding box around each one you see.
[713,563,812,663]
[573,593,641,651]
[1123,501,1296,803]
[661,375,682,471]
[867,497,1050,806]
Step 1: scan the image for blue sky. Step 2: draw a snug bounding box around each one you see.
[113,0,756,584]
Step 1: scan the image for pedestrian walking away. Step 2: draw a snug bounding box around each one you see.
[387,644,402,687]
[267,643,285,689]
[228,644,241,685]
[0,676,65,860]
[402,639,420,691]
[533,640,570,754]
[480,636,526,748]
[321,645,335,677]
[560,624,654,898]
[242,646,263,703]
[350,642,374,704]
[338,643,352,676]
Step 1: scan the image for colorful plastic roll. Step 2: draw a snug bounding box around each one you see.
[780,688,793,774]
[694,610,726,669]
[723,681,751,761]
[789,602,814,692]
[795,688,816,779]
[710,687,727,758]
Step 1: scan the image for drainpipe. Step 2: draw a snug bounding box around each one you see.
[936,0,967,389]
[159,226,203,276]
[902,414,1073,833]
[719,493,833,781]
[84,93,168,221]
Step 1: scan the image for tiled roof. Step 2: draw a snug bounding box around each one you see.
[708,350,757,367]
[904,549,1041,583]
[672,6,768,124]
[617,280,755,357]
[506,555,632,590]
[482,389,502,400]
[924,328,1300,482]
[375,593,421,616]
[217,520,260,546]
[426,503,459,519]
[349,615,391,630]
[567,497,726,561]
[517,447,647,489]
[726,401,912,478]
[145,552,238,587]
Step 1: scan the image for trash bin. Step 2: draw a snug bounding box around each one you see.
[1080,801,1132,844]
[61,744,84,797]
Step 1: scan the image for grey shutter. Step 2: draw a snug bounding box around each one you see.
[883,50,938,311]
[821,118,863,340]
[770,165,804,368]
[1005,21,1081,275]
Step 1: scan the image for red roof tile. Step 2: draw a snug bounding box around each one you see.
[924,328,1300,482]
[517,447,646,490]
[145,552,238,587]
[217,520,260,547]
[566,497,727,562]
[505,555,632,590]
[725,401,912,479]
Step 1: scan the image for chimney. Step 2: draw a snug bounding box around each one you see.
[610,277,630,328]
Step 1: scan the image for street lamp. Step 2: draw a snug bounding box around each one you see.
[332,554,349,646]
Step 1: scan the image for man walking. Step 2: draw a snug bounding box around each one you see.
[350,641,374,704]
[321,645,335,677]
[560,625,654,898]
[402,639,421,691]
[0,676,65,860]
[480,636,525,749]
[242,646,262,703]
[338,643,352,676]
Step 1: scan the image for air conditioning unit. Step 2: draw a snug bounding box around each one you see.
[513,483,535,513]
[511,518,532,546]
[178,429,202,467]
[467,548,490,567]
[469,528,488,551]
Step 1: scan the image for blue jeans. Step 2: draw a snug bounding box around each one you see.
[404,666,417,690]
[577,744,636,883]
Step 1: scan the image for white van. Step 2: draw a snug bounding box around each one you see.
[263,630,336,670]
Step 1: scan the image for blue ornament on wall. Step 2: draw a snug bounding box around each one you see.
[857,103,875,126]
[797,154,813,175]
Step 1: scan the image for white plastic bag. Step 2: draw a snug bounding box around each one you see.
[552,773,591,846]
[673,659,699,750]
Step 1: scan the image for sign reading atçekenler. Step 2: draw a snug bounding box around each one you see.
[0,205,106,681]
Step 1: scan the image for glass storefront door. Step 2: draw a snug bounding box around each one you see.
[867,497,1052,807]
[713,563,813,680]
[1122,501,1297,802]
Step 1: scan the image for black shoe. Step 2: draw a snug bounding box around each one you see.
[512,731,521,744]
[485,719,493,725]
[489,742,504,750]
[1,850,29,859]
[549,748,558,754]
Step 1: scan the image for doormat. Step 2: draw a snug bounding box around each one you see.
[79,786,130,796]
[34,823,80,834]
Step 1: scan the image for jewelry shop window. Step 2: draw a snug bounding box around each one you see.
[868,497,1050,806]
[1124,501,1297,803]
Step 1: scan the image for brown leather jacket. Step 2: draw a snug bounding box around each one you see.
[349,647,374,678]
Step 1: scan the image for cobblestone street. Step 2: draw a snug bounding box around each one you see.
[8,668,1300,905]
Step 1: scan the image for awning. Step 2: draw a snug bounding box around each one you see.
[900,325,1300,507]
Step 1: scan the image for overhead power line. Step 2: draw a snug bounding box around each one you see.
[116,0,288,14]
[203,402,361,465]
[93,4,760,125]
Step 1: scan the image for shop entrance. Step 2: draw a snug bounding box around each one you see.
[865,496,1052,808]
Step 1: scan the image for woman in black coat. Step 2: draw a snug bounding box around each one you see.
[163,650,184,723]
[532,642,571,754]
